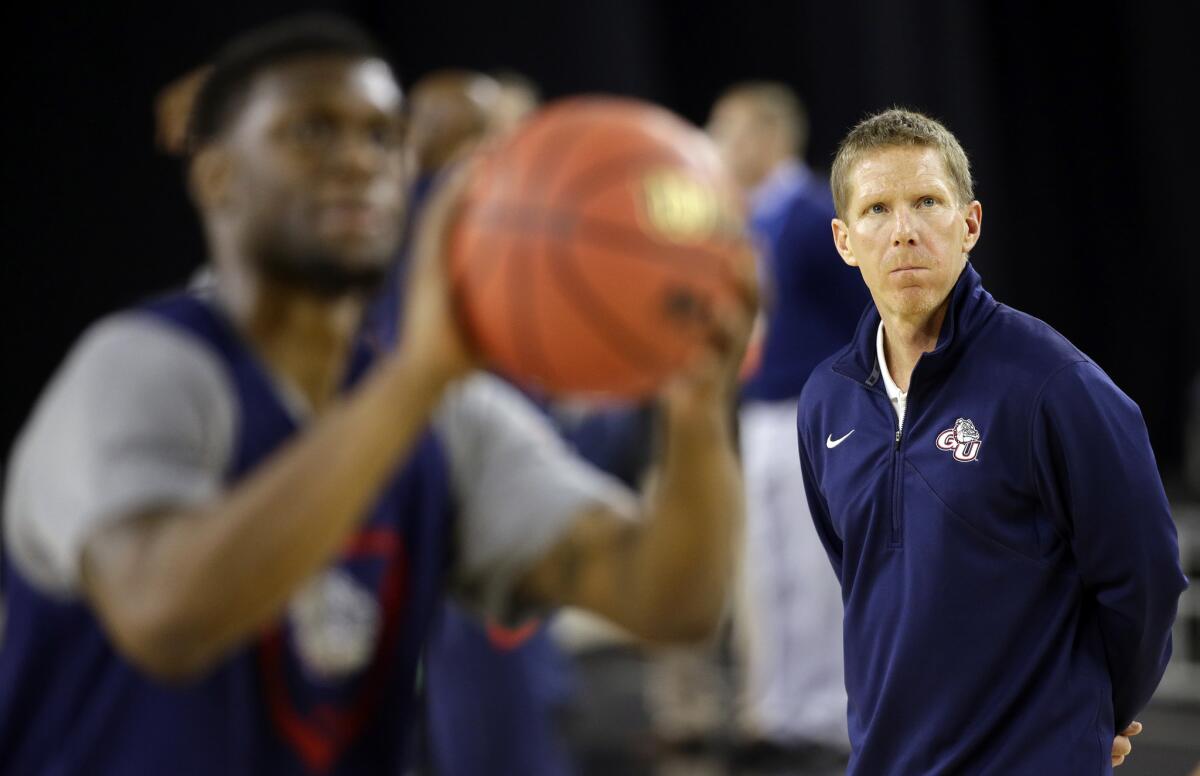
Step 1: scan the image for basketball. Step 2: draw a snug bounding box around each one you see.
[449,96,751,399]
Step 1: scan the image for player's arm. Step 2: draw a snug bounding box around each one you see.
[75,177,472,681]
[518,387,740,643]
[515,294,754,643]
[1031,360,1189,729]
[80,352,452,680]
[441,261,754,645]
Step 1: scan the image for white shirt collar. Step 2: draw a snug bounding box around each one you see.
[877,321,906,402]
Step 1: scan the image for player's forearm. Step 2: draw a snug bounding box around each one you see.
[629,400,741,641]
[84,353,450,679]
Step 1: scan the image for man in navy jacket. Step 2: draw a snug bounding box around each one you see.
[796,108,1187,775]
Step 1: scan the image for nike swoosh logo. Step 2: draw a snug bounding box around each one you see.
[826,430,855,448]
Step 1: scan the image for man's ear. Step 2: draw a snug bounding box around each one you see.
[832,218,858,267]
[188,146,232,211]
[962,200,982,254]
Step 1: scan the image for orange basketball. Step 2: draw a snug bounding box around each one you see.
[450,96,751,399]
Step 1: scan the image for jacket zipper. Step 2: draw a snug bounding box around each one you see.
[890,401,905,547]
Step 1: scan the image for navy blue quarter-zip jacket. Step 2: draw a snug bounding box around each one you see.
[796,263,1188,775]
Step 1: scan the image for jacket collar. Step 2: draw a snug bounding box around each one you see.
[832,262,999,389]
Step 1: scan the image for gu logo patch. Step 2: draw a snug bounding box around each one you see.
[287,568,381,680]
[936,417,982,463]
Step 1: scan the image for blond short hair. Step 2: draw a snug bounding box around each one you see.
[830,108,974,220]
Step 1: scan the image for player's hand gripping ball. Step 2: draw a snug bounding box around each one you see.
[449,96,753,399]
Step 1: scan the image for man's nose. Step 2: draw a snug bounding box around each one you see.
[891,211,917,247]
[329,131,379,180]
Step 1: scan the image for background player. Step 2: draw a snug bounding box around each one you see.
[488,70,541,135]
[0,16,751,775]
[707,81,867,768]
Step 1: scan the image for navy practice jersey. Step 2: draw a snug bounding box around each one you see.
[1,292,632,775]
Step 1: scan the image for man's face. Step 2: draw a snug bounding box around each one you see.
[832,145,981,322]
[706,95,775,192]
[207,55,407,295]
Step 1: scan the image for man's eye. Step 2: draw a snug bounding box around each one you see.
[287,117,335,146]
[919,196,937,207]
[367,123,402,149]
[869,204,886,215]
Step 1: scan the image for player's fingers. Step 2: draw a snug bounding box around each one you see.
[726,240,761,315]
[421,155,479,234]
[1112,734,1132,758]
[408,154,482,284]
[1121,721,1143,737]
[706,302,753,366]
[1112,754,1126,767]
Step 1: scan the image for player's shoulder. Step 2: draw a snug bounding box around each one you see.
[34,303,236,432]
[69,305,227,385]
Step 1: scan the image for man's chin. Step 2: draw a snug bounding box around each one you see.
[260,254,389,299]
[889,287,945,319]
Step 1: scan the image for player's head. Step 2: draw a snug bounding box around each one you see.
[187,14,406,298]
[488,70,541,136]
[706,81,808,191]
[829,108,982,322]
[404,69,500,176]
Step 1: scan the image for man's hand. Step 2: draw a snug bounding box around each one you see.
[660,242,759,422]
[396,160,482,387]
[1112,721,1142,767]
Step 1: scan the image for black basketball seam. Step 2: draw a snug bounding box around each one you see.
[465,107,731,393]
[460,205,729,269]
[552,141,732,375]
[524,234,568,389]
[459,194,506,293]
[540,116,613,205]
[557,148,680,204]
[570,215,731,268]
[462,119,568,292]
[550,231,674,373]
[512,113,602,388]
[507,231,540,380]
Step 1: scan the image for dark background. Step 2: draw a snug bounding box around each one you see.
[4,0,1197,483]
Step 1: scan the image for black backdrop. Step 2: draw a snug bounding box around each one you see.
[4,1,1197,480]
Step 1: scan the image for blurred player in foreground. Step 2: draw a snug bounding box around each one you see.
[797,107,1187,773]
[708,81,865,766]
[0,16,750,775]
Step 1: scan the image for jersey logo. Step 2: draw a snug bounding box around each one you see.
[288,568,381,680]
[826,429,855,448]
[936,417,982,462]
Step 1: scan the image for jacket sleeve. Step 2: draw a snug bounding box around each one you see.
[1031,360,1188,729]
[796,400,844,583]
